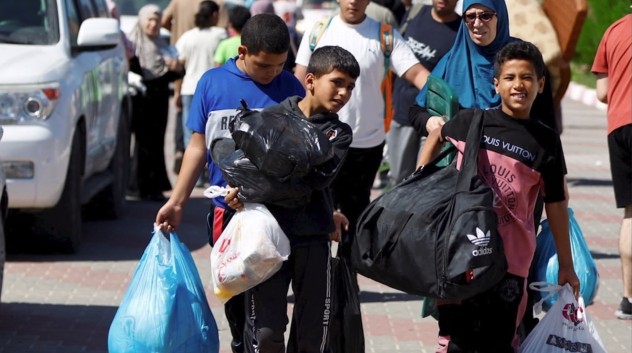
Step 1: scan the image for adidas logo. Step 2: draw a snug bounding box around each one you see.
[467,227,491,247]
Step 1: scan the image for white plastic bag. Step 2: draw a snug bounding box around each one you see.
[210,203,290,302]
[519,283,607,353]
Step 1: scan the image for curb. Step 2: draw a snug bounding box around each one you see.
[564,81,608,111]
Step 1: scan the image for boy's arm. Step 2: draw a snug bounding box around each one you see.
[155,133,208,231]
[545,198,581,296]
[416,126,444,168]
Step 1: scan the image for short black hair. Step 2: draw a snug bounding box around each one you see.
[241,14,289,55]
[307,46,360,79]
[494,41,546,79]
[195,0,219,28]
[228,5,251,33]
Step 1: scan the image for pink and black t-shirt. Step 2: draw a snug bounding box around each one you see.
[442,108,567,278]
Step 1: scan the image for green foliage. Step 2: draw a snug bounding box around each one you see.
[573,0,631,69]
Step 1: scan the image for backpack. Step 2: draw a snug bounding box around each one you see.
[308,16,395,132]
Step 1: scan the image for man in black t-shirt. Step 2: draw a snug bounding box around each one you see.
[387,0,461,185]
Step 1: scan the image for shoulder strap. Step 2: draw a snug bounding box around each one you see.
[379,22,393,72]
[398,3,423,35]
[309,16,334,51]
[455,109,485,192]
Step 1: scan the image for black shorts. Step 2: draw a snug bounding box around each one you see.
[207,203,236,246]
[608,124,632,208]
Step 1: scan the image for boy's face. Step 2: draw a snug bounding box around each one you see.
[494,59,544,119]
[336,0,370,24]
[305,69,356,113]
[237,46,287,85]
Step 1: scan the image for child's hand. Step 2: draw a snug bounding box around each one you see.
[558,265,581,298]
[329,211,349,242]
[225,186,244,211]
[155,200,183,232]
[426,115,446,134]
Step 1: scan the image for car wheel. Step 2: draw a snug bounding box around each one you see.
[86,107,131,220]
[38,130,83,253]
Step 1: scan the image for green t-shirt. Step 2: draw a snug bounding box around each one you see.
[214,36,241,65]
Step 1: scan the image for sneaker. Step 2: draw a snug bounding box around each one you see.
[615,297,632,320]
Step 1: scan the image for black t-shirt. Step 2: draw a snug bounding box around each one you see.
[392,6,461,125]
[442,108,566,204]
[441,108,566,276]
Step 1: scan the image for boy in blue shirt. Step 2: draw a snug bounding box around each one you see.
[418,41,579,353]
[155,14,305,353]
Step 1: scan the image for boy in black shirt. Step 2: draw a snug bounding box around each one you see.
[226,45,360,353]
[418,41,579,353]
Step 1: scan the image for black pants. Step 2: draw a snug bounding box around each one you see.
[331,142,385,260]
[208,204,245,353]
[244,240,332,353]
[445,274,525,353]
[131,81,172,197]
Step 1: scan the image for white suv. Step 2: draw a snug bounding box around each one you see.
[0,127,6,301]
[0,0,131,252]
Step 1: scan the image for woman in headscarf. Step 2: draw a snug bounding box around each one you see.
[128,4,183,201]
[408,1,556,352]
[409,0,556,136]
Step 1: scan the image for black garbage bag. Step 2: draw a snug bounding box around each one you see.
[229,108,334,181]
[219,150,313,208]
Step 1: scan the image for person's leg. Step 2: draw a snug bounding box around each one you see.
[181,94,193,149]
[287,241,332,353]
[446,274,525,353]
[137,85,171,198]
[331,143,385,260]
[608,124,632,319]
[243,259,292,353]
[617,205,632,319]
[209,204,246,352]
[386,121,423,185]
[225,294,247,353]
[181,94,205,187]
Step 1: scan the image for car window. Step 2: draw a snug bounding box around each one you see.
[91,0,110,18]
[0,0,60,45]
[77,0,98,19]
[65,0,81,46]
[118,0,171,16]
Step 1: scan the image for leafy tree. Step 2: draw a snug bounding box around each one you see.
[574,0,631,69]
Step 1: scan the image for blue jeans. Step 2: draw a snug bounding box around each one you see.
[181,94,194,148]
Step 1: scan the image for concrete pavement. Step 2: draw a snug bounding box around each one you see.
[0,91,630,353]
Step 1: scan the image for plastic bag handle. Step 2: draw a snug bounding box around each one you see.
[529,281,562,315]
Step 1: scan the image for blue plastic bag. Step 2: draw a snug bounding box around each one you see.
[532,208,599,309]
[108,227,219,353]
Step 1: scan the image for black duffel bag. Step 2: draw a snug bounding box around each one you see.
[352,110,507,300]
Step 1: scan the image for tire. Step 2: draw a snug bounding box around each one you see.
[86,107,131,220]
[37,130,83,253]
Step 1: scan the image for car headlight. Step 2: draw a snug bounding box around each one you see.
[0,84,60,124]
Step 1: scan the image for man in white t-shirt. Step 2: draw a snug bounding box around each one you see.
[176,1,227,149]
[294,0,429,261]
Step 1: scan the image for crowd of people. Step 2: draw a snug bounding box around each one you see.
[105,0,631,351]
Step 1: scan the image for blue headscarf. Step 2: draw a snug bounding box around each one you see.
[415,0,516,109]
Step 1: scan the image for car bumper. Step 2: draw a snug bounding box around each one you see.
[0,125,69,209]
